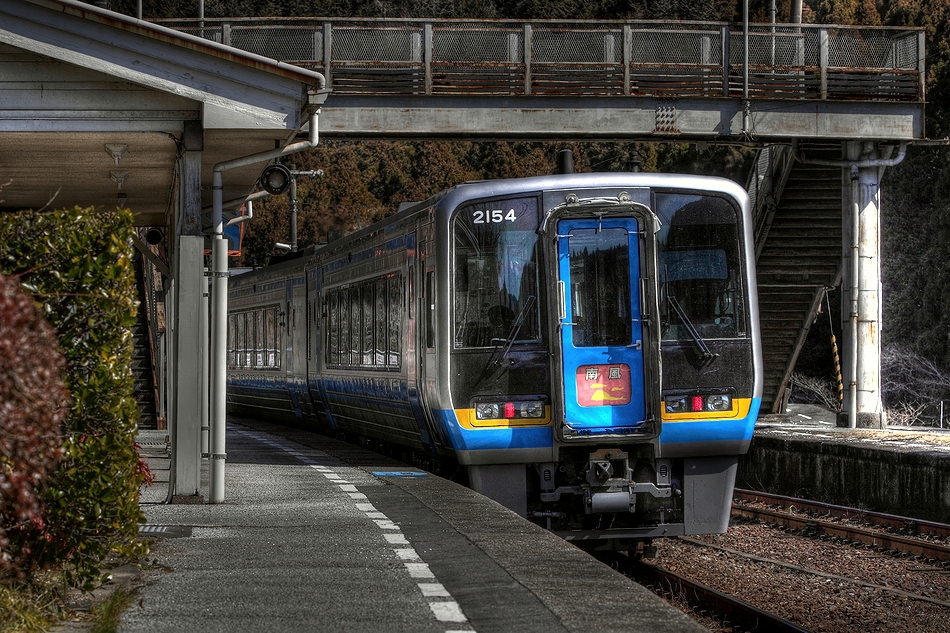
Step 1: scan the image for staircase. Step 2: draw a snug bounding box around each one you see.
[132,250,160,429]
[751,144,844,413]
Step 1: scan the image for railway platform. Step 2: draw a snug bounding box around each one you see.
[738,404,950,524]
[125,418,703,633]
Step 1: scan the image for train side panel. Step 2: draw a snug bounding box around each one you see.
[228,259,310,423]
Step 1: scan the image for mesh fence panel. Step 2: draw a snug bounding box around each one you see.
[231,27,322,61]
[532,28,622,64]
[333,26,423,62]
[733,28,819,67]
[630,29,723,65]
[433,25,522,62]
[828,28,916,69]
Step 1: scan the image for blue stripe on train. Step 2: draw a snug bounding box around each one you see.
[657,398,761,445]
[434,409,554,451]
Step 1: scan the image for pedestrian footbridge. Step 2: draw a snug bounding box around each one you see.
[162,18,924,140]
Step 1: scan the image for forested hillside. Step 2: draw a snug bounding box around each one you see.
[101,0,950,414]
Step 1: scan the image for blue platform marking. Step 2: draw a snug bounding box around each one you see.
[372,471,427,478]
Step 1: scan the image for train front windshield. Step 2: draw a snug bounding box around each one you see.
[453,197,541,348]
[655,192,747,341]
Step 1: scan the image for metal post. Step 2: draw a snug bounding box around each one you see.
[290,176,298,253]
[210,171,228,504]
[623,25,631,96]
[208,104,325,504]
[742,0,750,134]
[721,25,730,98]
[323,23,333,89]
[524,25,532,96]
[200,266,209,456]
[424,23,433,95]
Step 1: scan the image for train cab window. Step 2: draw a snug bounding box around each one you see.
[453,196,541,348]
[567,228,631,347]
[655,193,746,341]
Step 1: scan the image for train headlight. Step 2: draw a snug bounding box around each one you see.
[665,396,689,414]
[475,403,500,420]
[706,394,732,411]
[520,401,545,418]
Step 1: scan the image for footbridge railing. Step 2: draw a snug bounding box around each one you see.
[160,18,924,103]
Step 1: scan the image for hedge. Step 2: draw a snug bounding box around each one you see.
[0,206,149,587]
[0,272,69,576]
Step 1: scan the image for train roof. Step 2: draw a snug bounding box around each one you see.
[230,172,750,283]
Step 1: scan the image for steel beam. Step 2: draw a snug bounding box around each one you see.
[318,96,923,141]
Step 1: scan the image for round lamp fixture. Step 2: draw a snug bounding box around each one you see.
[260,163,292,195]
[144,228,164,245]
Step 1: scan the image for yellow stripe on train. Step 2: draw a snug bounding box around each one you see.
[454,407,553,430]
[660,397,753,422]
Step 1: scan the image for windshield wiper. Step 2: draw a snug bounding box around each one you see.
[491,295,537,367]
[668,295,718,368]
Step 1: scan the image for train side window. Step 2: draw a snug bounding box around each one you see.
[375,277,387,365]
[324,274,403,370]
[253,310,264,368]
[361,283,374,366]
[327,291,339,366]
[350,287,361,367]
[264,307,277,368]
[237,312,247,367]
[388,273,402,367]
[227,314,235,368]
[340,288,352,366]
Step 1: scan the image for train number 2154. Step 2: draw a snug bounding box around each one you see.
[473,209,517,224]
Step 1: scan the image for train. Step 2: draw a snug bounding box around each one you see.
[227,172,762,548]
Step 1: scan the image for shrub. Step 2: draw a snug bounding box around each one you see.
[0,273,69,576]
[0,207,148,587]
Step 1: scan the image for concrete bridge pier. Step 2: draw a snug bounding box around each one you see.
[839,141,904,429]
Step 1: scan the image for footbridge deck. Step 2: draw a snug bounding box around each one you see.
[162,18,926,140]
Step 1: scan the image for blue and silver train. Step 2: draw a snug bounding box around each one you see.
[228,172,762,546]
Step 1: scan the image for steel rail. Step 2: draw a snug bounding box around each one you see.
[627,558,812,633]
[732,491,950,562]
[734,489,950,538]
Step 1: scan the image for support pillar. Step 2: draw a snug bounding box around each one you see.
[170,235,204,499]
[168,124,205,501]
[839,141,885,429]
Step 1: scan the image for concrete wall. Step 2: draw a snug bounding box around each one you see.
[736,432,950,524]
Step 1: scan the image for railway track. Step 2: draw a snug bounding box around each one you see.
[604,493,950,631]
[732,489,950,562]
[619,555,811,633]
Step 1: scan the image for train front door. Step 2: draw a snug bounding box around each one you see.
[556,217,648,436]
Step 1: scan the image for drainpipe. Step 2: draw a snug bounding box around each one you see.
[798,143,908,429]
[849,164,859,429]
[210,89,326,504]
